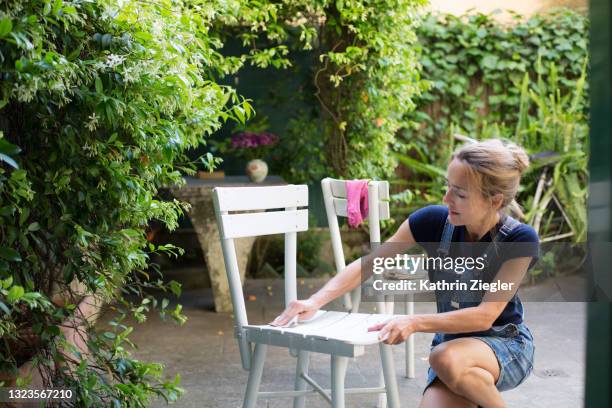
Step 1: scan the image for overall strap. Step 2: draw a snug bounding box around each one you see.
[497,214,520,240]
[483,214,521,266]
[437,216,455,257]
[448,213,521,310]
[437,214,519,259]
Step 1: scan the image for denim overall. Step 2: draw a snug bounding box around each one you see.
[425,214,535,392]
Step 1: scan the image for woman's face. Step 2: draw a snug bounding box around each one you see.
[443,158,494,226]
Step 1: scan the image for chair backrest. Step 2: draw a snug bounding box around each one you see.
[321,177,390,267]
[212,184,308,369]
[321,178,389,311]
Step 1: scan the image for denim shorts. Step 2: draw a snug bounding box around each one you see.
[425,322,535,392]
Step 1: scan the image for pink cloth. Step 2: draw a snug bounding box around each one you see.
[345,180,369,228]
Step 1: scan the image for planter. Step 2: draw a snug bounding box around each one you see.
[245,159,268,183]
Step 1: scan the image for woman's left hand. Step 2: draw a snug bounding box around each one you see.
[367,316,418,345]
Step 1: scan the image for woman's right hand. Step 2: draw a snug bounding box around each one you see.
[269,298,320,327]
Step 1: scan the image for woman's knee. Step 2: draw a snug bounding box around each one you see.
[429,344,466,382]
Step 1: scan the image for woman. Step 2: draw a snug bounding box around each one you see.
[270,139,539,408]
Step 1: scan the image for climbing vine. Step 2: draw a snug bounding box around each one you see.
[212,0,428,181]
[403,9,588,146]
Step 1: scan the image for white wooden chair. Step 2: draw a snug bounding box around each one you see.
[321,178,420,380]
[212,184,401,408]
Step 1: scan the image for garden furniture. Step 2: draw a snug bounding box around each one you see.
[212,184,401,408]
[321,178,428,384]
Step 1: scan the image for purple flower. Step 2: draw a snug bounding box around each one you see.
[231,131,278,149]
[230,130,279,161]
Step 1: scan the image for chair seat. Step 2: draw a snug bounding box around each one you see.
[245,311,396,357]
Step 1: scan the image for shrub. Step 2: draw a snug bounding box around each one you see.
[0,0,251,405]
[391,9,589,239]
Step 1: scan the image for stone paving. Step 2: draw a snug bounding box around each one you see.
[126,278,586,408]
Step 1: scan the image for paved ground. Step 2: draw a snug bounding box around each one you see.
[125,278,586,408]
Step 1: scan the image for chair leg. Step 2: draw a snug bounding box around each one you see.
[385,294,395,315]
[377,294,394,408]
[379,343,401,408]
[293,350,310,408]
[350,285,361,313]
[376,293,386,314]
[243,343,267,408]
[342,293,353,311]
[331,355,349,408]
[377,371,387,408]
[405,294,415,379]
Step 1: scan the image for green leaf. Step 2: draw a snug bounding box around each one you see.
[101,33,112,48]
[234,106,245,124]
[0,301,10,315]
[0,139,20,155]
[116,383,131,393]
[394,153,446,178]
[27,222,40,232]
[449,84,463,97]
[134,31,153,42]
[52,0,63,15]
[0,153,18,169]
[7,285,24,303]
[19,208,30,226]
[481,54,499,70]
[0,18,12,38]
[95,76,103,94]
[2,276,13,289]
[169,280,181,297]
[0,247,21,262]
[103,331,116,339]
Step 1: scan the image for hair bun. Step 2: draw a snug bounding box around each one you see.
[504,141,529,174]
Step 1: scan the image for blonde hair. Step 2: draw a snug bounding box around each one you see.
[452,138,529,219]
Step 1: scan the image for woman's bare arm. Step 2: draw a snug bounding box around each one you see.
[370,257,533,344]
[270,219,417,326]
[310,219,417,308]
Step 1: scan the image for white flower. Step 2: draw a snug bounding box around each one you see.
[122,66,136,83]
[86,113,99,131]
[105,54,126,69]
[151,20,163,36]
[15,84,35,103]
[94,61,107,71]
[101,6,119,21]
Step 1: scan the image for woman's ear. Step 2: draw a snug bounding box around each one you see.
[491,193,504,210]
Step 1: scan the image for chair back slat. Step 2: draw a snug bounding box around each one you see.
[215,185,308,212]
[332,198,390,220]
[328,179,389,201]
[367,183,381,243]
[219,209,308,239]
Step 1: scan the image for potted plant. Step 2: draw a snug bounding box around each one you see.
[230,130,279,182]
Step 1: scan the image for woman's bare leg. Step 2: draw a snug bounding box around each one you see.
[419,378,477,408]
[428,338,507,408]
